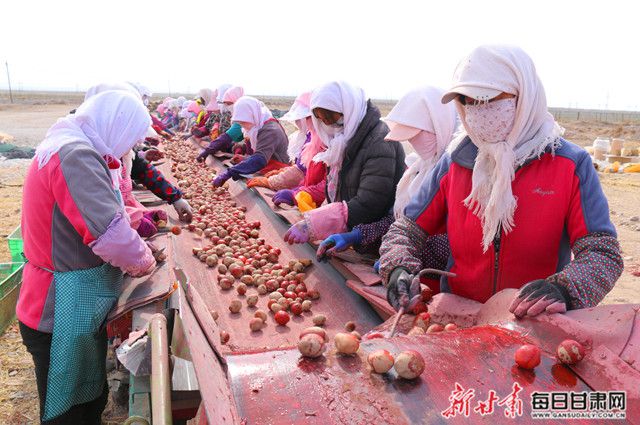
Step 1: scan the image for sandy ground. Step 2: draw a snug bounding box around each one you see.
[0,96,638,423]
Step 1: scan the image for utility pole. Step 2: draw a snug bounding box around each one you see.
[5,61,13,103]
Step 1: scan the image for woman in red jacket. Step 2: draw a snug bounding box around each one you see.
[379,45,622,317]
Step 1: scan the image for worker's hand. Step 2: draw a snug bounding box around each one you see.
[247,177,270,189]
[137,217,158,238]
[196,133,232,162]
[283,220,310,245]
[172,198,193,223]
[139,148,164,162]
[316,229,362,261]
[212,171,231,188]
[509,279,569,318]
[131,258,157,278]
[272,189,296,207]
[145,210,168,224]
[196,148,211,163]
[264,169,284,178]
[386,268,421,312]
[230,154,244,164]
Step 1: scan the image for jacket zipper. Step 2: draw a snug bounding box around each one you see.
[492,228,502,295]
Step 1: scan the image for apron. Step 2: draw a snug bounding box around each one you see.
[43,262,123,420]
[43,179,125,421]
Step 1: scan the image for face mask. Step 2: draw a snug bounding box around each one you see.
[330,116,344,128]
[463,98,517,145]
[408,131,438,160]
[319,122,340,139]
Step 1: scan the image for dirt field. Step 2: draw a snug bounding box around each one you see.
[0,94,638,423]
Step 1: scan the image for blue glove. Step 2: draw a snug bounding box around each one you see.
[316,228,362,261]
[373,260,380,273]
[272,189,296,206]
[212,170,231,188]
[196,132,233,162]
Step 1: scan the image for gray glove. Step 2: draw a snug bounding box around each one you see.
[173,198,193,223]
[386,267,422,312]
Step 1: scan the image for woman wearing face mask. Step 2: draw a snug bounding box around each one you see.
[247,92,327,205]
[316,87,454,274]
[283,81,405,245]
[379,45,622,316]
[212,96,290,187]
[196,85,247,161]
[19,91,156,423]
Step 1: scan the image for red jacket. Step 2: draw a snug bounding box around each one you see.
[380,138,621,308]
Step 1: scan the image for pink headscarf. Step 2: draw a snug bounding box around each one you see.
[187,100,202,115]
[222,86,245,104]
[300,121,325,168]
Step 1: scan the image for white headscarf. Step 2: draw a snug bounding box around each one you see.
[446,45,564,252]
[282,91,313,160]
[216,84,232,103]
[231,96,273,150]
[310,81,367,201]
[385,86,457,218]
[84,82,140,102]
[36,91,151,188]
[197,88,214,105]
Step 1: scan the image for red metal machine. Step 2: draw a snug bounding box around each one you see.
[118,141,639,425]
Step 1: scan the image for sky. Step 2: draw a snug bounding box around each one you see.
[1,0,639,110]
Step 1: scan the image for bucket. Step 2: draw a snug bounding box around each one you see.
[593,137,610,160]
[610,139,624,156]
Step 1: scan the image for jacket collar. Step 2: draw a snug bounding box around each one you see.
[343,100,382,164]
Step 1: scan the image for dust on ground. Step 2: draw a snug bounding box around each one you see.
[0,95,638,423]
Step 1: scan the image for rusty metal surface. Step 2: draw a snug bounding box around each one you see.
[227,326,596,425]
[178,283,242,424]
[160,162,382,354]
[108,234,174,322]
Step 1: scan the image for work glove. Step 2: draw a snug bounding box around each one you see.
[196,132,233,162]
[144,210,167,224]
[172,198,193,223]
[247,177,270,189]
[316,229,362,261]
[386,268,422,312]
[509,279,569,318]
[138,149,164,162]
[264,168,284,178]
[283,220,310,245]
[212,171,231,188]
[272,189,296,207]
[137,216,158,238]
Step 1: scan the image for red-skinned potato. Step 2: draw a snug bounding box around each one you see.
[444,323,458,331]
[312,314,326,327]
[394,350,425,379]
[368,349,394,374]
[298,334,325,358]
[412,312,431,330]
[426,324,444,333]
[254,310,267,323]
[515,344,541,370]
[556,339,585,365]
[334,332,359,355]
[274,310,290,326]
[249,317,263,332]
[300,326,327,342]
